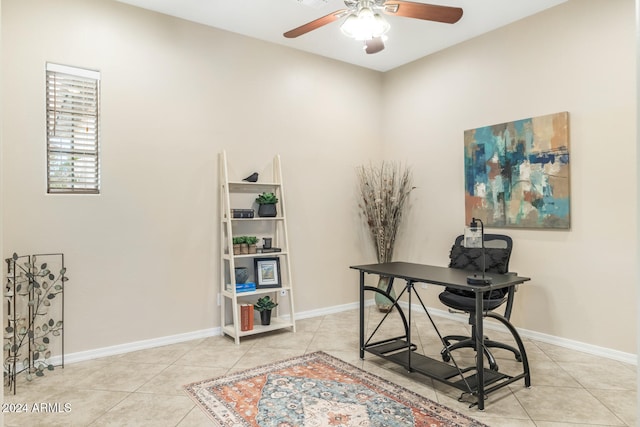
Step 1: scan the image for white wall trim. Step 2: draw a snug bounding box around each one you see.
[58,301,636,367]
[403,302,638,366]
[518,326,637,365]
[294,300,375,319]
[59,327,220,365]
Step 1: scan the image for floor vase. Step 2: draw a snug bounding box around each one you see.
[375,275,396,312]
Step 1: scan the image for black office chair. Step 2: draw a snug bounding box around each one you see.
[438,234,522,371]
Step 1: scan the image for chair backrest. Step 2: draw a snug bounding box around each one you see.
[448,234,512,274]
[444,234,515,316]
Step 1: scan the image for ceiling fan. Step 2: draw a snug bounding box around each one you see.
[284,0,463,54]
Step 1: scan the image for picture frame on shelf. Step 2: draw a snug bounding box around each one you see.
[254,257,281,288]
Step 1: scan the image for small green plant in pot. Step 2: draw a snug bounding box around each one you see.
[246,236,258,254]
[255,192,278,217]
[232,236,247,255]
[254,296,278,325]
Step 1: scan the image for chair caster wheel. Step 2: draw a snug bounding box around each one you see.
[442,353,451,363]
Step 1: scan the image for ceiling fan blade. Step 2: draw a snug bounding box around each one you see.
[383,1,463,24]
[284,9,349,38]
[365,37,385,54]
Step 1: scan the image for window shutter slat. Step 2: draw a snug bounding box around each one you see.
[46,63,100,194]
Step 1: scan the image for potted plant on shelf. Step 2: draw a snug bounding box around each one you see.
[254,295,278,325]
[255,192,278,217]
[245,236,258,254]
[232,236,245,255]
[232,236,249,255]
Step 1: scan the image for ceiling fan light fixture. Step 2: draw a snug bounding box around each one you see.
[373,12,391,34]
[340,7,390,41]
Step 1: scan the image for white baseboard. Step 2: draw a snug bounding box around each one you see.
[57,301,636,367]
[294,300,375,320]
[56,327,220,366]
[402,302,638,366]
[515,327,637,365]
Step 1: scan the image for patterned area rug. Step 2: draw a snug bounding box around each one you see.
[184,351,487,426]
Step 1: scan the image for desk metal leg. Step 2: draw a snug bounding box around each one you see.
[406,281,413,371]
[359,271,365,359]
[475,292,485,410]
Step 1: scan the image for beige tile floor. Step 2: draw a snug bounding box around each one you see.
[3,308,637,426]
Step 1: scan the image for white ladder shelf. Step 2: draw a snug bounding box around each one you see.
[219,151,296,343]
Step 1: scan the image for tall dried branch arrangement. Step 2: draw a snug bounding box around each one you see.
[357,162,415,263]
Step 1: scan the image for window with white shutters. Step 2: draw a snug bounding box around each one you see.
[46,63,100,194]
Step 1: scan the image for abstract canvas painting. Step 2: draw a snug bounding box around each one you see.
[464,112,570,229]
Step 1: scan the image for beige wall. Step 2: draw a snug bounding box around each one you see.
[1,0,636,357]
[384,0,637,354]
[1,0,381,354]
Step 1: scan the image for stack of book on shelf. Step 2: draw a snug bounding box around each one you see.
[226,282,256,293]
[257,247,282,254]
[240,304,254,331]
[231,209,254,218]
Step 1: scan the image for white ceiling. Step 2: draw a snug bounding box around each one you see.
[114,0,567,72]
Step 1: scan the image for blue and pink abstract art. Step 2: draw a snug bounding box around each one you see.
[464,112,570,229]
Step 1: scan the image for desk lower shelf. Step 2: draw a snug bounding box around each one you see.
[365,338,509,394]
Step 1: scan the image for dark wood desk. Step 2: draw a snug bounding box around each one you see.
[350,261,531,410]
